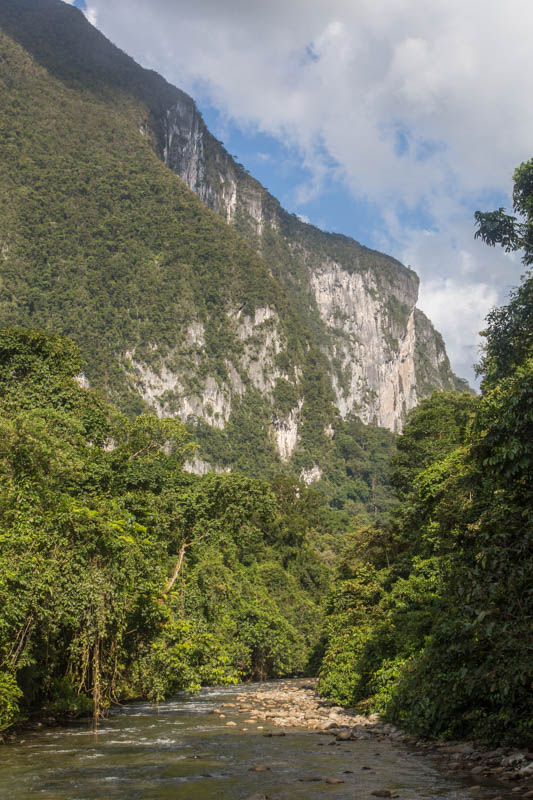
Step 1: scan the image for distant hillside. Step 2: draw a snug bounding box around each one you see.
[0,0,466,516]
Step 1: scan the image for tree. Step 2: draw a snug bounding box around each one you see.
[474,158,533,266]
[0,328,332,729]
[318,161,533,745]
[390,392,477,500]
[474,160,533,387]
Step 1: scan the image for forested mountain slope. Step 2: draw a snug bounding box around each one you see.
[1,0,532,750]
[0,0,463,496]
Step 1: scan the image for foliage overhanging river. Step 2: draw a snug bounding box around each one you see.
[0,680,507,800]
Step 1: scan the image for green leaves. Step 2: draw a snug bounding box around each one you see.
[135,619,238,701]
[0,328,331,727]
[474,159,533,266]
[474,208,522,253]
[390,391,477,499]
[319,358,533,744]
[0,673,22,731]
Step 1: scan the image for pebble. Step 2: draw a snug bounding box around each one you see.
[249,765,270,772]
[504,755,528,767]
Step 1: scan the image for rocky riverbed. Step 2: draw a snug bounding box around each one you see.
[212,679,533,799]
[2,679,532,800]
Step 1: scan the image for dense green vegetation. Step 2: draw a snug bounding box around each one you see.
[0,0,462,504]
[3,163,532,746]
[0,12,295,414]
[0,0,382,507]
[0,4,399,729]
[2,0,531,751]
[0,328,333,731]
[319,159,533,747]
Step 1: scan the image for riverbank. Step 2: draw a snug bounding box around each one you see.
[211,679,533,798]
[3,678,533,800]
[1,679,519,800]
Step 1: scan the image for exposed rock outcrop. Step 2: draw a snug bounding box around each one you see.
[0,0,467,478]
[159,92,466,437]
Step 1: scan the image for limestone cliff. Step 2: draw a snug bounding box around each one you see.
[161,93,466,434]
[0,0,468,491]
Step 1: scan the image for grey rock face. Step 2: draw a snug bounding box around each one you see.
[163,96,239,223]
[159,93,465,437]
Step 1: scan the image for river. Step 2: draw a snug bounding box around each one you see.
[0,681,503,800]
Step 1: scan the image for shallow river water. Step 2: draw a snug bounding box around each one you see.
[0,682,502,800]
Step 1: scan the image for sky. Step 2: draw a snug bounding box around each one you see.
[66,0,533,385]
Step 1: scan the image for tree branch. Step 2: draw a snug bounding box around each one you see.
[163,534,207,594]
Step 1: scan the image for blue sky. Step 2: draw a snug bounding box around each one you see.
[67,0,533,384]
[197,103,462,261]
[200,104,384,243]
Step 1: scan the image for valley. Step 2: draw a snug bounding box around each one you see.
[0,0,532,769]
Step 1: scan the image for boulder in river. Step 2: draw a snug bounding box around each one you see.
[336,730,352,741]
[502,754,527,767]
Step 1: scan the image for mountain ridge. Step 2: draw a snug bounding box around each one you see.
[0,0,467,507]
[155,36,469,427]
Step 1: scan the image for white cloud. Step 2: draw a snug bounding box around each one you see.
[402,227,503,382]
[61,1,97,26]
[86,0,532,383]
[418,276,497,384]
[386,215,520,382]
[85,7,98,26]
